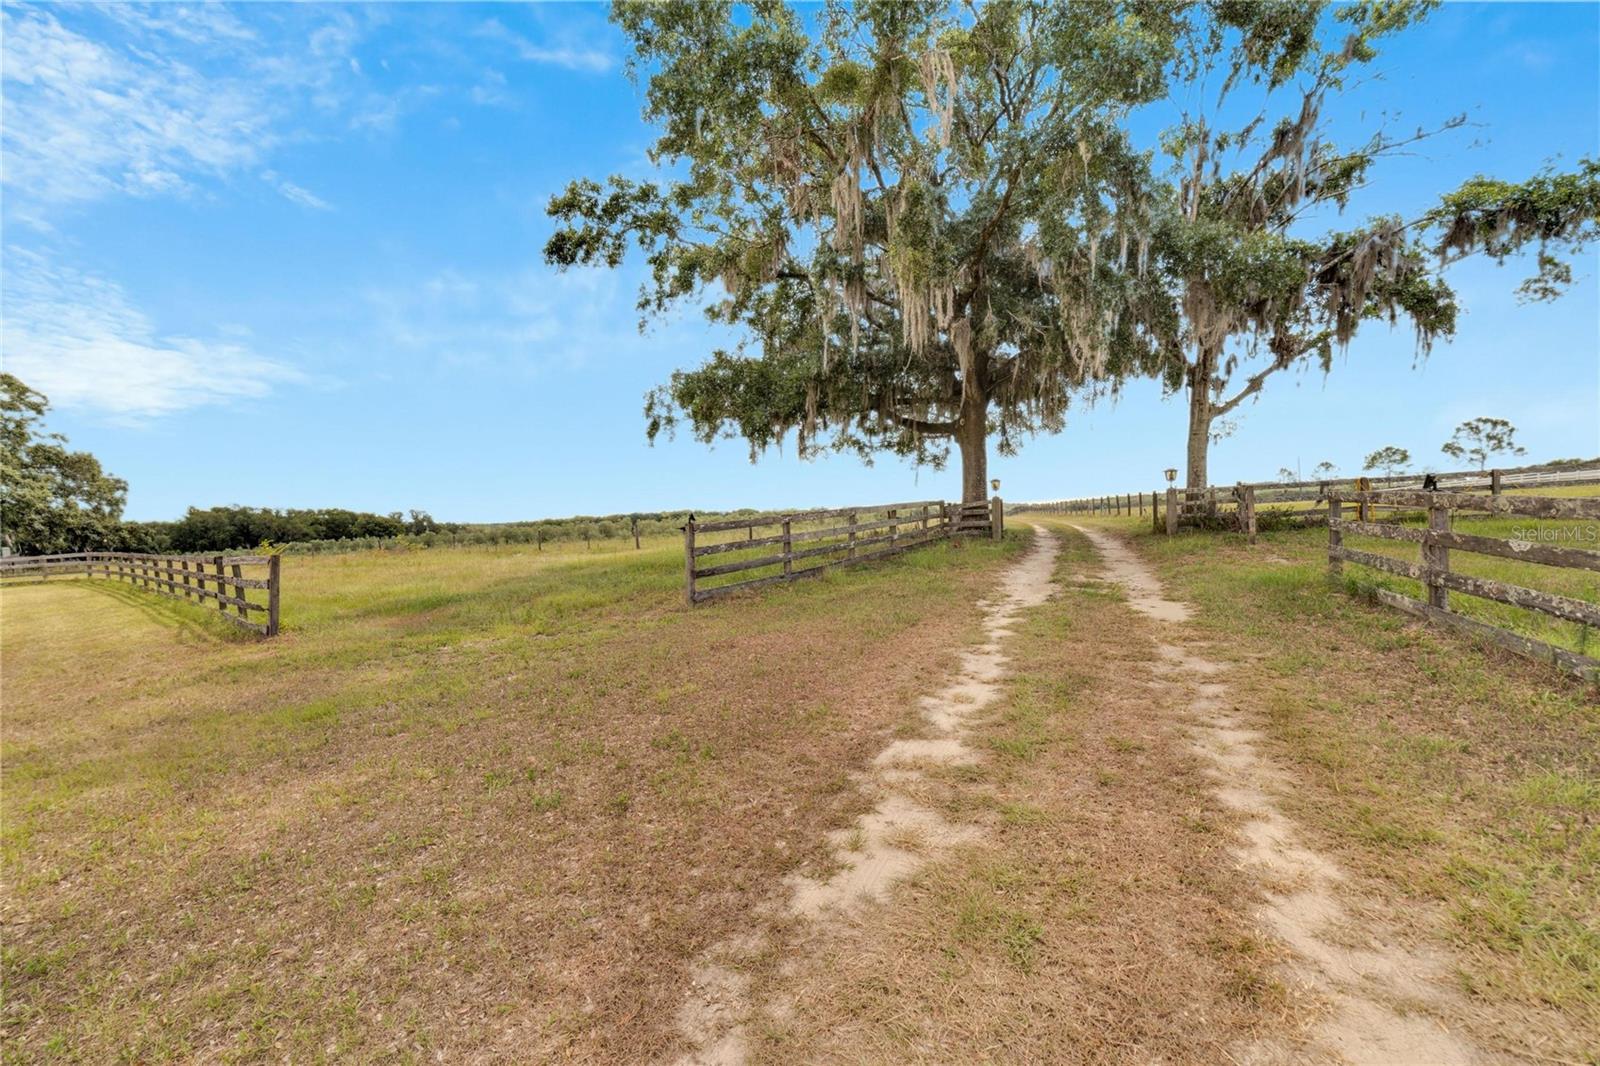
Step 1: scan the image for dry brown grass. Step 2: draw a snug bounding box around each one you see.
[747,527,1295,1064]
[1,537,1019,1063]
[1075,513,1600,1062]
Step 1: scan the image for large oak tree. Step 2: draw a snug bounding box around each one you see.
[545,0,1190,502]
[1145,2,1599,493]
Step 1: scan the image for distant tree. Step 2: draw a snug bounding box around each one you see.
[407,509,437,535]
[1277,466,1298,483]
[1363,446,1411,478]
[1313,460,1339,479]
[1441,417,1526,470]
[0,374,128,555]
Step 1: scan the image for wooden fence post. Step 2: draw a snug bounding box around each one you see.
[782,519,793,576]
[632,516,640,550]
[1424,502,1451,610]
[267,555,281,636]
[990,496,1003,541]
[1328,496,1342,575]
[1356,476,1372,523]
[888,508,898,547]
[214,556,226,615]
[848,510,858,559]
[1490,469,1503,495]
[231,561,247,622]
[682,519,696,606]
[1165,487,1178,536]
[1240,484,1258,544]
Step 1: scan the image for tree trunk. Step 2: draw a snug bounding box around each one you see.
[1185,391,1210,495]
[1184,347,1216,498]
[957,387,989,505]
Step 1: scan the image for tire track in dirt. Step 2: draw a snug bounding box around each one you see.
[1073,524,1484,1066]
[668,527,1061,1065]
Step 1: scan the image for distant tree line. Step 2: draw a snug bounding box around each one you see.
[1,371,725,557]
[116,507,423,554]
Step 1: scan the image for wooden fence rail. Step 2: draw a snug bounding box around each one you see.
[1014,460,1600,536]
[684,499,963,604]
[0,551,281,636]
[1326,490,1600,681]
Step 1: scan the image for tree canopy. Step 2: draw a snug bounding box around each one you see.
[1441,417,1525,471]
[546,0,1197,500]
[1138,2,1599,490]
[547,1,1597,501]
[0,374,129,556]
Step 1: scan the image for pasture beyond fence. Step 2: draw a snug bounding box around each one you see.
[1014,460,1600,535]
[683,498,1002,604]
[1327,490,1600,681]
[0,551,281,636]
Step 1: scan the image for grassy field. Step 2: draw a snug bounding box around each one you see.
[0,534,1021,1062]
[1067,489,1600,655]
[5,511,1596,1061]
[1064,512,1599,1058]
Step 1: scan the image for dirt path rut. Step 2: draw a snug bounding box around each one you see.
[670,527,1061,1065]
[1073,524,1484,1066]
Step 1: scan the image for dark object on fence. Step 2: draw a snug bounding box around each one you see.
[1423,473,1440,492]
[0,551,282,636]
[683,499,964,604]
[1327,489,1600,681]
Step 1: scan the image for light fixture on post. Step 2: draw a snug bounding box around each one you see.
[990,478,1000,493]
[1164,468,1177,484]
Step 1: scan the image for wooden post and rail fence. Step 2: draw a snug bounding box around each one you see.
[0,551,281,636]
[682,496,1002,604]
[1012,460,1600,539]
[1326,489,1600,681]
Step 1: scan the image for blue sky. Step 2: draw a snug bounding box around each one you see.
[2,2,1596,521]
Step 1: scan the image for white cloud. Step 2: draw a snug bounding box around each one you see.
[1,9,273,208]
[261,169,332,210]
[0,6,377,222]
[1,248,304,421]
[476,18,614,74]
[470,69,513,108]
[361,265,716,375]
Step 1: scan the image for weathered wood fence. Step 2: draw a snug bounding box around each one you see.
[1016,460,1600,539]
[1327,490,1600,681]
[1014,492,1155,518]
[0,551,281,636]
[684,498,992,604]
